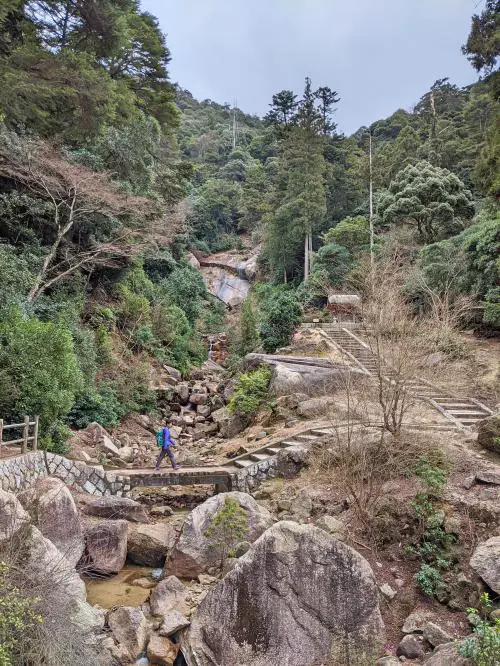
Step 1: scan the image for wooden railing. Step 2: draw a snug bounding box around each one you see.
[0,416,39,456]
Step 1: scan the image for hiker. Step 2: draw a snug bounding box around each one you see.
[155,423,181,471]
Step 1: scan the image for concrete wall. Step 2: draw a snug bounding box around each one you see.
[0,451,130,496]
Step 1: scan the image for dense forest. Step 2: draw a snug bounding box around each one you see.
[0,0,498,451]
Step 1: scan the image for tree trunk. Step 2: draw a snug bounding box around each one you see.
[28,205,75,301]
[304,233,309,281]
[308,232,313,272]
[61,1,71,49]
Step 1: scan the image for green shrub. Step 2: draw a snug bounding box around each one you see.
[0,245,35,314]
[94,326,114,366]
[310,243,351,287]
[131,325,165,359]
[39,421,72,455]
[122,260,155,299]
[323,216,370,255]
[151,302,204,374]
[198,298,226,335]
[189,239,211,254]
[204,497,250,569]
[160,265,207,325]
[117,286,151,331]
[414,564,448,599]
[228,366,272,415]
[0,310,83,433]
[459,594,500,666]
[66,387,124,429]
[408,456,455,599]
[143,248,176,282]
[483,287,500,328]
[70,325,98,386]
[238,298,259,356]
[258,287,302,353]
[88,306,116,331]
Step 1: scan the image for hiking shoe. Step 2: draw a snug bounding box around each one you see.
[173,465,181,470]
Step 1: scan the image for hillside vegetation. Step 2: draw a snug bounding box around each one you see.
[0,0,498,454]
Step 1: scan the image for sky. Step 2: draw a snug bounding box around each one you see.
[144,0,480,135]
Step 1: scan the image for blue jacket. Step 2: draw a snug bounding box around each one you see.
[161,427,174,448]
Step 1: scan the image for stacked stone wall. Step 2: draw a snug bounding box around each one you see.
[0,452,130,496]
[233,445,309,493]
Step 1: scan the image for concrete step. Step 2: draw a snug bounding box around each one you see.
[266,447,283,455]
[281,439,302,447]
[295,433,320,441]
[445,410,489,418]
[250,453,271,462]
[435,402,480,408]
[233,459,254,468]
[309,428,335,436]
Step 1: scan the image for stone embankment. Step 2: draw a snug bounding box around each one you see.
[0,451,131,495]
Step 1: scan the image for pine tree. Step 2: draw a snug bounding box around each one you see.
[274,125,327,281]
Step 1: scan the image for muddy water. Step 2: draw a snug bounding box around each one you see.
[85,565,158,609]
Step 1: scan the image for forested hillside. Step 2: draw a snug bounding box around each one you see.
[0,0,498,453]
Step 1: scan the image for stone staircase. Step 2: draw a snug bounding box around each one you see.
[313,324,493,431]
[224,431,321,469]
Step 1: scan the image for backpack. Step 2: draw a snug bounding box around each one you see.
[155,428,165,448]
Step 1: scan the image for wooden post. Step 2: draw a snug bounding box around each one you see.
[33,416,39,451]
[0,418,3,458]
[22,415,29,454]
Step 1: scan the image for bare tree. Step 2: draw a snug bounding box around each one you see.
[359,257,434,436]
[0,133,159,301]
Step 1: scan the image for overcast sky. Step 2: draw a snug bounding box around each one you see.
[144,0,480,135]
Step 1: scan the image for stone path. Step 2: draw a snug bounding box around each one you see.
[315,323,493,430]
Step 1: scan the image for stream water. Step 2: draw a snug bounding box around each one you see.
[84,565,159,609]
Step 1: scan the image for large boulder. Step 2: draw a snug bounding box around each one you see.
[24,526,103,633]
[82,496,149,523]
[85,520,128,574]
[469,536,500,594]
[238,254,259,282]
[183,521,384,666]
[150,576,188,616]
[211,407,248,439]
[476,413,500,453]
[20,477,84,567]
[297,396,336,418]
[163,492,274,579]
[76,421,121,457]
[108,606,148,662]
[147,634,178,666]
[245,354,364,397]
[127,523,177,567]
[424,641,472,665]
[0,489,30,546]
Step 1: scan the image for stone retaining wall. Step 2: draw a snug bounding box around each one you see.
[0,452,130,496]
[0,445,310,497]
[232,445,309,493]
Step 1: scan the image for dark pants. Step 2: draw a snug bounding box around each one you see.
[155,446,178,470]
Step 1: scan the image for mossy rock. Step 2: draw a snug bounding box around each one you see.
[476,413,500,453]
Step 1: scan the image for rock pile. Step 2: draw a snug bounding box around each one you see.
[159,368,246,445]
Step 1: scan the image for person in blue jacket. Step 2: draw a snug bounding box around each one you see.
[155,422,181,471]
